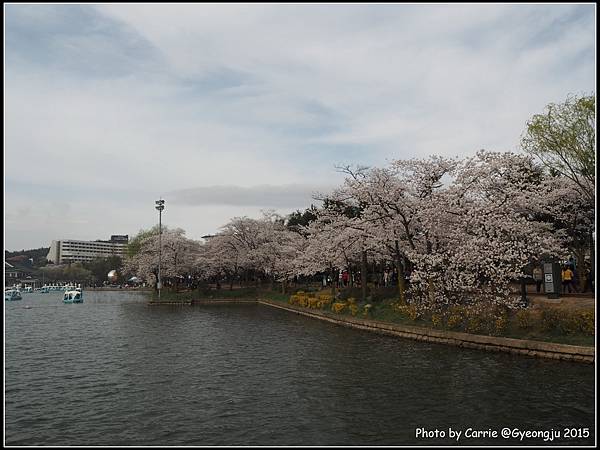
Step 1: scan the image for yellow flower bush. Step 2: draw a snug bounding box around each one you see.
[289,292,312,307]
[446,314,462,330]
[331,302,347,314]
[308,298,320,309]
[579,311,595,335]
[362,304,373,317]
[544,309,596,335]
[515,309,533,329]
[431,314,442,327]
[349,304,359,316]
[395,304,419,321]
[290,291,338,310]
[318,293,333,306]
[318,292,332,300]
[466,317,482,333]
[494,315,508,334]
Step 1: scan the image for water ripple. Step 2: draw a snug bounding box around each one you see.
[5,291,595,445]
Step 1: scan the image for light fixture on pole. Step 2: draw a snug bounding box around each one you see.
[155,198,165,300]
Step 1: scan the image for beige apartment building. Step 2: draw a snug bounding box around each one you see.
[46,235,129,264]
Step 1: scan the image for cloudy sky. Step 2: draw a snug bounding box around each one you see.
[4,3,595,251]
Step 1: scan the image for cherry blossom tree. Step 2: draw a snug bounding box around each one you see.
[405,151,564,309]
[294,151,568,310]
[196,232,244,290]
[124,228,201,290]
[316,156,457,304]
[123,150,582,311]
[196,212,303,292]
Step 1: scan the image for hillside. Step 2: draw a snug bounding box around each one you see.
[5,247,50,268]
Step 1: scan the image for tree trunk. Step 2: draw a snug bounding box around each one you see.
[153,270,159,293]
[428,278,435,304]
[574,248,586,292]
[330,263,336,298]
[394,240,406,305]
[361,249,368,302]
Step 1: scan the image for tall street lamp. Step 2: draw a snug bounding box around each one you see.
[155,198,165,300]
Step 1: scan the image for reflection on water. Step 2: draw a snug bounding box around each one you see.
[5,291,595,445]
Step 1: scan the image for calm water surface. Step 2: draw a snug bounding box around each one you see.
[5,291,595,445]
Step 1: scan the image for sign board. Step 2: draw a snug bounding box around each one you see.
[543,262,561,298]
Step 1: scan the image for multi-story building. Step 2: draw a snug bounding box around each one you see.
[46,235,129,264]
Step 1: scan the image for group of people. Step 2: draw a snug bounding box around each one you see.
[532,258,593,294]
[320,267,406,289]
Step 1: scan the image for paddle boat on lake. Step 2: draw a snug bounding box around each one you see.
[5,289,23,301]
[63,289,83,304]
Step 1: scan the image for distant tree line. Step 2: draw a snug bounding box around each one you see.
[5,247,50,268]
[37,256,124,286]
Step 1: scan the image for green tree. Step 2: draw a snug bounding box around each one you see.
[63,263,93,283]
[521,93,596,287]
[83,256,123,285]
[521,93,595,202]
[40,263,92,284]
[127,225,167,258]
[286,205,319,234]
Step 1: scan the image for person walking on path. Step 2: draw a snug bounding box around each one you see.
[533,266,544,293]
[561,265,574,294]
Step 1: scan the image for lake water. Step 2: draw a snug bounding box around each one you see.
[5,291,595,445]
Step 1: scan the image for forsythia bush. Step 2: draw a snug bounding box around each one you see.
[331,302,347,314]
[579,311,595,335]
[465,316,483,333]
[540,307,562,332]
[515,309,534,329]
[394,304,419,321]
[291,291,337,310]
[494,314,509,334]
[363,304,373,317]
[317,293,334,308]
[431,314,442,327]
[349,304,359,316]
[446,314,463,330]
[540,307,595,335]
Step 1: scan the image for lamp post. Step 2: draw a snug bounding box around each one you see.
[155,198,165,300]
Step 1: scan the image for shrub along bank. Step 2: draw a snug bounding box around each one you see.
[283,290,594,347]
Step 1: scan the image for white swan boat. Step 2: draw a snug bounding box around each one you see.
[63,290,83,304]
[5,289,23,301]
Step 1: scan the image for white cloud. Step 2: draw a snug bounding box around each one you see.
[169,183,335,208]
[4,3,595,250]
